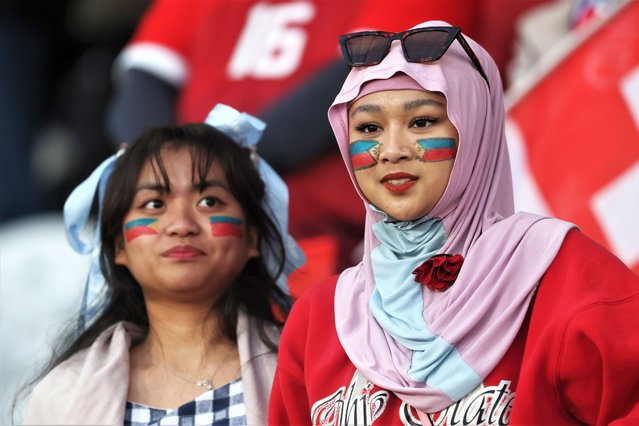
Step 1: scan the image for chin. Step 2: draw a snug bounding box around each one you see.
[383,206,432,222]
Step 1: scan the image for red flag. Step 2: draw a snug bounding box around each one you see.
[506,0,639,274]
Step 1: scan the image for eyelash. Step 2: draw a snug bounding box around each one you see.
[354,116,438,133]
[137,195,225,211]
[198,196,224,208]
[355,122,380,133]
[411,117,438,127]
[141,198,163,210]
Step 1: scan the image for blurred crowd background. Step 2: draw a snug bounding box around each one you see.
[1,0,637,423]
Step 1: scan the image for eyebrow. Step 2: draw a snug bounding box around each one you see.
[404,98,446,111]
[350,98,446,118]
[349,104,381,118]
[134,179,229,194]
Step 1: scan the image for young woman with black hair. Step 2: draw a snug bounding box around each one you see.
[23,105,303,425]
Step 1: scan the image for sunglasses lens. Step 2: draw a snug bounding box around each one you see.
[345,35,390,66]
[404,30,454,62]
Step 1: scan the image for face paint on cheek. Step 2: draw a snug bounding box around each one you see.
[124,218,159,242]
[209,216,244,238]
[416,138,457,162]
[349,140,381,171]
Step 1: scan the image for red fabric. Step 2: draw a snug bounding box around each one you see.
[129,0,205,61]
[351,0,480,34]
[131,0,365,122]
[269,229,639,424]
[512,229,639,425]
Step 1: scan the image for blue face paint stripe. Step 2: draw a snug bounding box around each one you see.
[124,218,158,230]
[209,216,243,225]
[349,140,379,156]
[417,138,457,150]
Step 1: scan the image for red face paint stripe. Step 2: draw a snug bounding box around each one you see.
[125,227,158,243]
[350,140,379,171]
[422,148,457,161]
[417,138,457,162]
[352,152,377,170]
[210,222,243,238]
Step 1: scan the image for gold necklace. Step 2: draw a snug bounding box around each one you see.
[193,344,235,390]
[145,342,236,391]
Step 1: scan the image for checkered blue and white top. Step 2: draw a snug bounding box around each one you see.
[124,378,246,426]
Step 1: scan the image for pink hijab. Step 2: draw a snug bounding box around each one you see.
[328,21,574,413]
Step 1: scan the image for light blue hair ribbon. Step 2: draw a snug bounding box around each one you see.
[205,103,306,293]
[63,148,125,328]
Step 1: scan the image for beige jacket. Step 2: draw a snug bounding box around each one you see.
[23,310,280,425]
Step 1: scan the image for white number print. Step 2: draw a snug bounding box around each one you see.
[227,1,315,80]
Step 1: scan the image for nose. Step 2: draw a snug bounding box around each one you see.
[164,203,201,237]
[378,127,417,163]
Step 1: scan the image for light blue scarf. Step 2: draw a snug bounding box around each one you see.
[369,207,481,400]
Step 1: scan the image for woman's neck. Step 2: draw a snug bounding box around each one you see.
[140,299,228,370]
[128,300,241,408]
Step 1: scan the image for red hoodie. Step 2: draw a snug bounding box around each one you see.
[269,230,639,425]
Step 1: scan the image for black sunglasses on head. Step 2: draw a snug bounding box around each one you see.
[338,26,489,88]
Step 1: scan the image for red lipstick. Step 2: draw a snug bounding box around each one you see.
[381,172,418,194]
[162,245,204,259]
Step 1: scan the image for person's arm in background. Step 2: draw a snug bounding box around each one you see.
[108,57,349,173]
[106,68,177,144]
[105,0,198,145]
[257,60,349,173]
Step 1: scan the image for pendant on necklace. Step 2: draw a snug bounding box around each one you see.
[196,378,214,390]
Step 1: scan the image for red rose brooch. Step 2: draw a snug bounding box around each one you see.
[412,254,464,292]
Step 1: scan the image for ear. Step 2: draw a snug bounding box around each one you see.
[247,226,260,259]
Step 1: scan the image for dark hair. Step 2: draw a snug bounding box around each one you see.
[47,123,291,371]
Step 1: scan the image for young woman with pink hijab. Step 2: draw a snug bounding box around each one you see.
[268,20,639,425]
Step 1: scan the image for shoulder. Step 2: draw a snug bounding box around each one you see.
[551,228,635,274]
[288,274,340,324]
[36,322,135,385]
[282,275,339,336]
[525,230,639,424]
[533,228,639,321]
[280,275,340,346]
[24,321,136,423]
[33,321,137,388]
[276,275,340,381]
[293,274,340,307]
[545,228,638,296]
